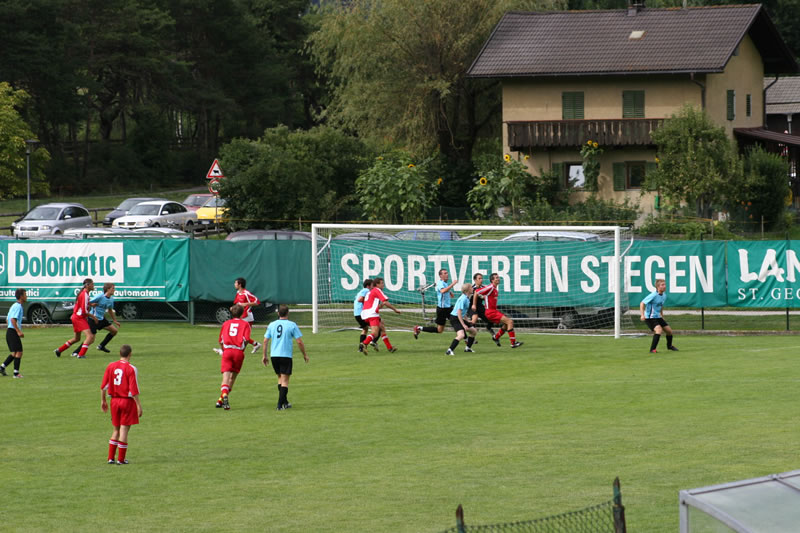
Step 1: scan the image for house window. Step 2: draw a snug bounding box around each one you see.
[622,90,645,118]
[562,92,584,120]
[627,162,646,189]
[746,94,751,117]
[566,163,585,188]
[727,90,735,120]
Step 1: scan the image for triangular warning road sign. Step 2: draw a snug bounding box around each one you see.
[206,159,225,179]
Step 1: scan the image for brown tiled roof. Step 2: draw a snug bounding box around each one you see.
[468,5,797,78]
[764,76,800,107]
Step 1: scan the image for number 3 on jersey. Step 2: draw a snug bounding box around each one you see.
[113,368,123,385]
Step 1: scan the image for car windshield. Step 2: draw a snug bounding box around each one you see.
[118,199,146,210]
[128,204,162,216]
[183,195,209,207]
[24,207,61,220]
[203,197,225,208]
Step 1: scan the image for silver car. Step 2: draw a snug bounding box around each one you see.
[0,299,74,325]
[12,203,93,238]
[112,200,197,231]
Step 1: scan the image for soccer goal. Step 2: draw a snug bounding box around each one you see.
[311,224,634,337]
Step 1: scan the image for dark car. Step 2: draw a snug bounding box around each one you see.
[103,197,166,226]
[225,230,312,241]
[0,299,73,325]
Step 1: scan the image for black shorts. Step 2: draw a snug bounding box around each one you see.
[89,318,112,334]
[271,356,293,376]
[645,318,669,331]
[435,306,453,326]
[449,315,473,333]
[6,328,22,352]
[355,315,368,329]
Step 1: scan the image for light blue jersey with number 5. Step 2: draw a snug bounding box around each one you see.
[265,319,302,358]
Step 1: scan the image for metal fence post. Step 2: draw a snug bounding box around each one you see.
[456,504,466,533]
[613,477,626,533]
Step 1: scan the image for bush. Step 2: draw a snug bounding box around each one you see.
[730,146,791,230]
[356,151,436,223]
[637,215,736,240]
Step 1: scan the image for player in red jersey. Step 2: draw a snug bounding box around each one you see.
[101,344,142,465]
[476,273,523,348]
[233,277,262,328]
[54,278,97,359]
[359,277,400,352]
[215,304,259,410]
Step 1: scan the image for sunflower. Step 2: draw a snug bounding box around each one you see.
[408,164,415,168]
[655,157,660,163]
[592,142,598,148]
[437,177,443,185]
[503,154,511,162]
[524,154,530,161]
[479,177,488,186]
[377,156,383,161]
[587,140,593,146]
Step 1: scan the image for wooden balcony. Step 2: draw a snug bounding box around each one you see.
[507,118,665,150]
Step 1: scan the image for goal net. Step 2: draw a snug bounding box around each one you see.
[312,224,634,337]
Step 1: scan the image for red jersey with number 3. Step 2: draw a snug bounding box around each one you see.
[72,289,90,320]
[477,284,499,311]
[101,360,140,398]
[219,318,253,351]
[233,290,260,322]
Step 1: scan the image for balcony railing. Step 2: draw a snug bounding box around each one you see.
[507,118,665,150]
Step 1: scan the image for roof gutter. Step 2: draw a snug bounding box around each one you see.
[763,75,779,128]
[689,72,705,109]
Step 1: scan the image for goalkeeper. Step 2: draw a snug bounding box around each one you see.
[639,278,678,353]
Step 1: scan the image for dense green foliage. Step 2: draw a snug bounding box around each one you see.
[0,83,50,199]
[733,146,792,230]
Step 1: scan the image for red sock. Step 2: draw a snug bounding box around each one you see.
[382,335,393,350]
[117,442,128,462]
[508,329,516,344]
[494,329,506,340]
[220,385,230,397]
[78,344,89,356]
[58,340,75,353]
[108,440,118,461]
[363,334,374,345]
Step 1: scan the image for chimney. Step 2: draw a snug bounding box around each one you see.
[628,0,644,16]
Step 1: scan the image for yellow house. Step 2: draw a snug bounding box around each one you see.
[468,4,798,216]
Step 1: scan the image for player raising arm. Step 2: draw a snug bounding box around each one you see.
[476,273,522,349]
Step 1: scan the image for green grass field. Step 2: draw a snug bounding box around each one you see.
[3,323,797,532]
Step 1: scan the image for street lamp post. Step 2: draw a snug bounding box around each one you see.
[25,139,39,212]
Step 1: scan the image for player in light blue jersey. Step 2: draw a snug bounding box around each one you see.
[354,279,374,353]
[445,284,477,356]
[89,283,121,353]
[413,268,458,339]
[262,305,308,410]
[1,289,27,378]
[640,278,677,353]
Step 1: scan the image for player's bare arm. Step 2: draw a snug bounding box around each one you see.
[382,301,401,314]
[101,389,108,412]
[639,301,646,321]
[297,338,309,363]
[133,394,142,417]
[261,339,271,366]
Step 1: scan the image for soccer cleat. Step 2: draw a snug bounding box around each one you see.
[54,349,61,358]
[282,402,292,409]
[650,349,658,354]
[116,460,129,465]
[358,343,363,353]
[251,342,261,354]
[413,325,421,339]
[215,398,223,408]
[493,337,501,347]
[445,348,455,356]
[388,347,398,353]
[464,347,474,353]
[510,342,523,348]
[213,348,223,356]
[108,459,116,465]
[71,352,78,357]
[668,346,679,351]
[97,345,111,353]
[222,395,230,410]
[370,342,379,352]
[76,355,86,359]
[0,366,6,376]
[12,373,23,379]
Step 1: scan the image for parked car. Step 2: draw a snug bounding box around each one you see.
[131,227,190,236]
[500,231,601,242]
[395,229,463,241]
[112,201,197,231]
[102,197,167,226]
[0,299,73,325]
[182,193,214,211]
[333,232,400,241]
[225,230,312,241]
[12,203,93,238]
[63,227,134,237]
[195,197,229,226]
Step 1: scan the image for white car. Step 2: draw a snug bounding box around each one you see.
[112,200,197,231]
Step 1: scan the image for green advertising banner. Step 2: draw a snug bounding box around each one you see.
[727,241,800,307]
[0,239,189,302]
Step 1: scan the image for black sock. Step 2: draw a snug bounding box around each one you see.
[666,335,673,348]
[466,336,475,347]
[422,326,438,333]
[359,334,366,343]
[101,333,115,347]
[279,386,288,405]
[1,355,12,368]
[13,358,21,373]
[486,325,495,336]
[650,334,661,351]
[449,339,459,351]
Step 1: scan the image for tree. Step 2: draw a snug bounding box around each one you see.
[356,152,437,223]
[735,146,791,230]
[0,83,50,200]
[647,105,743,218]
[309,0,563,164]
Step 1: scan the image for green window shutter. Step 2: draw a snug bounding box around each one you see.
[613,162,626,191]
[622,90,645,118]
[645,162,658,191]
[727,90,735,120]
[552,162,565,189]
[746,94,751,117]
[562,92,584,120]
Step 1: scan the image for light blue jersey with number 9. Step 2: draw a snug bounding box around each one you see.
[265,319,302,358]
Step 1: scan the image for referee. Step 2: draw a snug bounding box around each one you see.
[414,269,458,338]
[1,289,27,378]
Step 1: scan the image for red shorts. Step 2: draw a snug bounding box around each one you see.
[72,316,90,333]
[484,309,505,324]
[110,397,139,426]
[365,317,381,327]
[221,349,245,374]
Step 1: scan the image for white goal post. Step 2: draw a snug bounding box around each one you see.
[312,224,634,338]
